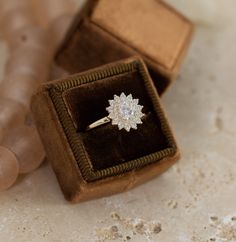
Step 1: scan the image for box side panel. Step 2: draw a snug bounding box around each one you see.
[31,91,83,201]
[74,151,180,203]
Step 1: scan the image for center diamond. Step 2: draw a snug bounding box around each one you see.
[120,103,134,120]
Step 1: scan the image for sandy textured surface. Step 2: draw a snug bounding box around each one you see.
[0,1,236,241]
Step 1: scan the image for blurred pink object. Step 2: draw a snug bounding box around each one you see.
[0,2,36,39]
[0,146,19,191]
[0,0,77,190]
[3,126,45,174]
[0,98,26,142]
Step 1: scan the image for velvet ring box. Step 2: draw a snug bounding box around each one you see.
[55,0,194,95]
[31,57,180,202]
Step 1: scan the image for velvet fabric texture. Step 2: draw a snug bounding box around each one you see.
[64,70,168,170]
[32,57,180,202]
[55,0,194,95]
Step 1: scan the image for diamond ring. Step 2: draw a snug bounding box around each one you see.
[86,93,144,132]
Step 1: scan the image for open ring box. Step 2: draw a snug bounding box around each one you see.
[31,57,180,202]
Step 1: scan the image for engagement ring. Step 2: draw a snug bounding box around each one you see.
[86,93,144,132]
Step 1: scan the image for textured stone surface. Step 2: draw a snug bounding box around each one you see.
[0,1,236,241]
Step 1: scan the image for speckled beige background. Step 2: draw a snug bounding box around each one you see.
[0,1,236,242]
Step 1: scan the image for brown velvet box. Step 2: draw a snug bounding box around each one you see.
[55,0,193,95]
[31,57,180,202]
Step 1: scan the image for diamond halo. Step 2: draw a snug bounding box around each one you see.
[106,93,144,132]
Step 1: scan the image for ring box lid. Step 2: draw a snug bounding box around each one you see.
[55,0,194,94]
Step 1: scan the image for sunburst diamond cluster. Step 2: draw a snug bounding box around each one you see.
[106,93,144,132]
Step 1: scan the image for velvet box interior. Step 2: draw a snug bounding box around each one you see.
[55,0,194,95]
[32,57,180,202]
